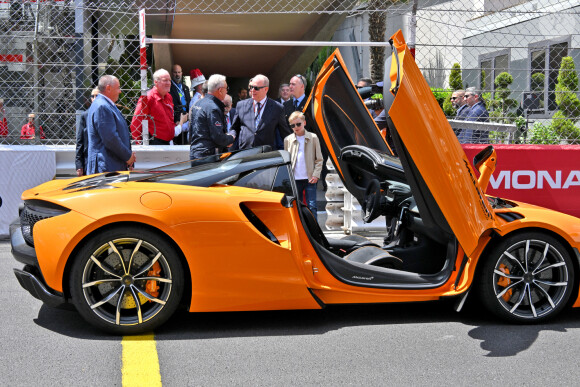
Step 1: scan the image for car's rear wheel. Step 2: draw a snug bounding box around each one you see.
[70,226,184,334]
[479,232,574,323]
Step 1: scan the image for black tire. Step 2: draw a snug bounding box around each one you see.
[69,226,184,334]
[478,232,574,323]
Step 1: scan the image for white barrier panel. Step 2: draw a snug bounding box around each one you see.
[0,146,56,237]
[0,145,190,238]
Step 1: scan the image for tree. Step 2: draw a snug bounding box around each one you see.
[368,0,389,83]
[552,57,580,143]
[486,71,519,143]
[449,63,463,90]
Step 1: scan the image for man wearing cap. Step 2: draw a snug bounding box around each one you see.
[0,99,7,137]
[169,64,191,145]
[189,68,206,110]
[20,113,45,140]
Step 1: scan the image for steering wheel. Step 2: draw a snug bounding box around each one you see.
[361,179,382,223]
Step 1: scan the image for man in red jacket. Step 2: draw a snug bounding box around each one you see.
[20,113,45,140]
[131,69,188,145]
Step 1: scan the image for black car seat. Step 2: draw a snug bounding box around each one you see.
[300,206,403,269]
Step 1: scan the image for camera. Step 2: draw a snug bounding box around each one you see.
[364,98,384,110]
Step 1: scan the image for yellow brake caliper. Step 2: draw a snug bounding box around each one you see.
[497,264,513,301]
[145,262,161,300]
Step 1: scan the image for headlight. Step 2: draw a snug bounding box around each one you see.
[19,200,70,247]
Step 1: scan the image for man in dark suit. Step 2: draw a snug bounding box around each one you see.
[459,87,489,144]
[169,64,191,144]
[87,75,135,174]
[283,74,307,121]
[224,94,235,132]
[231,74,290,150]
[75,88,99,176]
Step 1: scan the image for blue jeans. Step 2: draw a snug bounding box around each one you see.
[295,179,317,219]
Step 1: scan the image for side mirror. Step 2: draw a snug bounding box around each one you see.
[473,145,497,194]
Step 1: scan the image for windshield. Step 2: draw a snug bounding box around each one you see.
[133,151,289,188]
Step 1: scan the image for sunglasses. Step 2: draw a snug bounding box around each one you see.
[290,122,303,129]
[465,94,474,97]
[294,74,306,86]
[451,96,462,100]
[249,85,266,91]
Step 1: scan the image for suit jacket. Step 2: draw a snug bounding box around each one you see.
[283,97,307,121]
[225,107,236,131]
[87,94,132,174]
[75,109,89,173]
[458,101,489,144]
[169,81,191,123]
[231,98,290,150]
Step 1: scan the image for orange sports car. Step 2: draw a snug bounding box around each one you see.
[11,31,580,334]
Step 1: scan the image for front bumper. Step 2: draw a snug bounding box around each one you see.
[10,220,67,307]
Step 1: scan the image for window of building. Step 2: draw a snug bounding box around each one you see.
[479,50,509,95]
[529,39,569,113]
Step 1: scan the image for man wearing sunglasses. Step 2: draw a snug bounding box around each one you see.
[284,111,323,219]
[230,74,290,150]
[458,87,489,144]
[451,89,468,137]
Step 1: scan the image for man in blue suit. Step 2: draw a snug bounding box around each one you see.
[458,87,489,144]
[231,74,290,150]
[86,75,136,174]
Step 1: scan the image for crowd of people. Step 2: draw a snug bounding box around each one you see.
[69,65,323,217]
[0,65,489,216]
[450,87,490,143]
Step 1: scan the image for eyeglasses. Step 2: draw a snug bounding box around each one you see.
[465,94,474,97]
[91,94,98,98]
[290,122,303,129]
[451,96,462,100]
[249,85,266,91]
[220,85,229,91]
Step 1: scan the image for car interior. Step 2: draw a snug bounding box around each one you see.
[295,48,462,290]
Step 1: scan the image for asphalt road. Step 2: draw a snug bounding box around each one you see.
[3,238,580,386]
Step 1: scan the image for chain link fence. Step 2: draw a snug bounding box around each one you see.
[0,0,578,146]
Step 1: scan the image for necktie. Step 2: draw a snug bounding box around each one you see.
[294,99,299,110]
[255,102,262,128]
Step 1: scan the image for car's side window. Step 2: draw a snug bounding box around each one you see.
[233,167,277,191]
[272,165,294,196]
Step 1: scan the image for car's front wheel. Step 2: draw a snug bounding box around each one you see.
[69,226,184,334]
[479,232,574,323]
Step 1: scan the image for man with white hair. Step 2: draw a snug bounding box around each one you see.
[231,74,290,150]
[189,74,236,159]
[87,75,135,174]
[130,68,188,145]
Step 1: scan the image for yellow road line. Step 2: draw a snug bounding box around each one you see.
[122,333,162,387]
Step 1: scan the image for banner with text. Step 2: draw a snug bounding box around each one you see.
[463,144,580,218]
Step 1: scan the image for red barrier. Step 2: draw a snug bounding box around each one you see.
[462,144,580,218]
